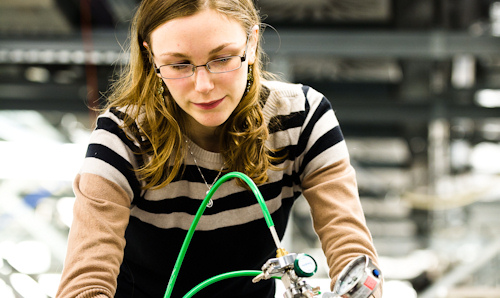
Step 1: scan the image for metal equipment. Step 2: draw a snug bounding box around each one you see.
[323,255,382,298]
[253,253,381,298]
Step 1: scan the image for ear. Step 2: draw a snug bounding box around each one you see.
[247,25,259,65]
[143,41,162,77]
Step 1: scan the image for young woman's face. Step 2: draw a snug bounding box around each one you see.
[148,9,257,130]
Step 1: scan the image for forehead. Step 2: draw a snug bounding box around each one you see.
[150,9,247,56]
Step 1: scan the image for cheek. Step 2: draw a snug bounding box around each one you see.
[164,79,188,101]
[228,67,249,94]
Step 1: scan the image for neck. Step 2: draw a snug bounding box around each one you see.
[186,117,221,153]
[191,134,220,152]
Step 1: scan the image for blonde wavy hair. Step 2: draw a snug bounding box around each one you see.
[104,0,280,189]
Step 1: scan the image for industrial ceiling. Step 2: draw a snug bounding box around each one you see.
[0,0,499,130]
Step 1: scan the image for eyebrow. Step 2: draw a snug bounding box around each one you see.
[159,42,235,58]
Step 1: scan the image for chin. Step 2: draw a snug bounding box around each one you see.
[196,116,229,128]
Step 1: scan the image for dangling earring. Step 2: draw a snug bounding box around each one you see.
[245,64,254,95]
[157,77,164,97]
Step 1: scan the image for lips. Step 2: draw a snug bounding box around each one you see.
[194,97,225,110]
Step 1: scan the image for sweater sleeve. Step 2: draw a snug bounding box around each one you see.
[301,157,383,297]
[56,173,131,298]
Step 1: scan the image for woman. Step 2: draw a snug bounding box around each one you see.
[56,0,382,297]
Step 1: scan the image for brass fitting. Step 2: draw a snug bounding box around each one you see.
[276,248,289,258]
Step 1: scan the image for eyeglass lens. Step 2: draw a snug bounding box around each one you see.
[158,56,243,79]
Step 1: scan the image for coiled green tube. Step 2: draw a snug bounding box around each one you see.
[182,270,280,298]
[163,172,276,298]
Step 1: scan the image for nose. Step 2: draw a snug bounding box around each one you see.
[194,66,214,94]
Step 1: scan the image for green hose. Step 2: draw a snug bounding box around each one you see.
[182,270,281,298]
[163,172,275,298]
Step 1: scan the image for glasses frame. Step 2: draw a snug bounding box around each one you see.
[155,32,251,80]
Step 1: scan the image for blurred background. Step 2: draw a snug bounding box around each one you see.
[1,0,500,297]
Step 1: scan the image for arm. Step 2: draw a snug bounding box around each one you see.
[301,157,382,298]
[56,173,131,298]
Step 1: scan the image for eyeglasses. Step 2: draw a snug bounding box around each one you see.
[155,33,250,80]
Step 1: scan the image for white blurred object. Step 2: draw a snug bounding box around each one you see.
[0,111,64,143]
[451,55,475,89]
[0,110,88,181]
[5,241,51,274]
[0,241,16,261]
[9,273,47,298]
[38,274,61,298]
[491,2,500,36]
[0,141,85,181]
[56,197,75,228]
[0,242,14,276]
[470,142,500,174]
[0,279,16,298]
[475,89,500,108]
[382,280,417,298]
[25,67,50,83]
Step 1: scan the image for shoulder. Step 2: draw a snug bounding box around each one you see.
[261,81,329,119]
[261,81,304,117]
[263,81,326,100]
[100,105,141,124]
[262,80,304,97]
[97,106,144,140]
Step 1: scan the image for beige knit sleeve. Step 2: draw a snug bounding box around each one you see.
[56,173,131,298]
[301,157,382,297]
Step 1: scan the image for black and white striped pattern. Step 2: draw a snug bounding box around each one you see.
[79,81,349,297]
[80,81,347,231]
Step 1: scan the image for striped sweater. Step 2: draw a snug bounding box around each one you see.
[56,81,381,298]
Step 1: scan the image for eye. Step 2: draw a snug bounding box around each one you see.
[209,56,235,68]
[170,64,191,71]
[214,57,232,64]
